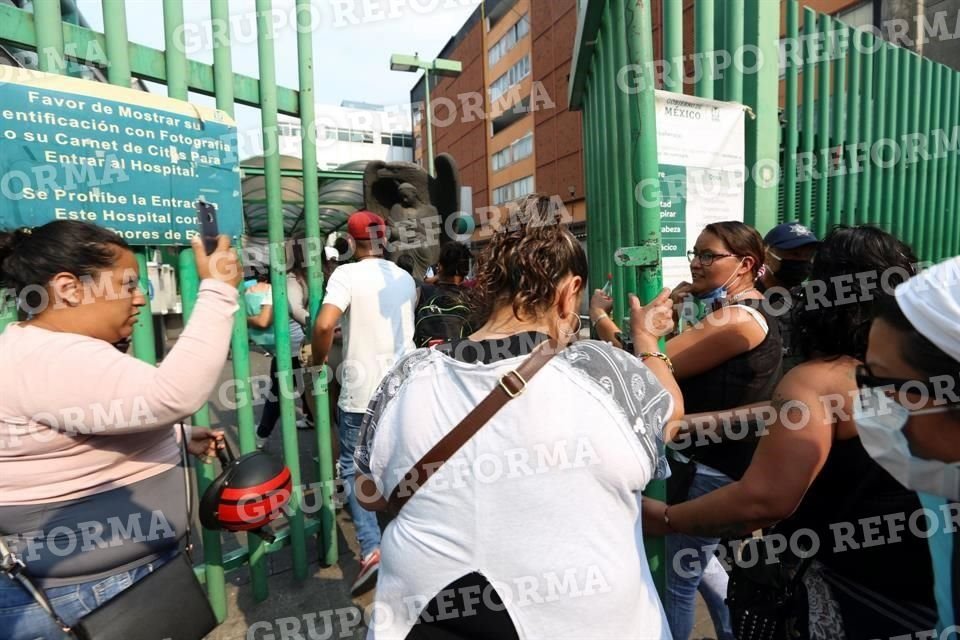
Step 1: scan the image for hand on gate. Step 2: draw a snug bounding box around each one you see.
[188,428,226,463]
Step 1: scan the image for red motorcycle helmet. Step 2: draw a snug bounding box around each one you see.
[200,444,292,534]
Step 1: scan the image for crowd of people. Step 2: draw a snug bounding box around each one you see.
[0,193,958,639]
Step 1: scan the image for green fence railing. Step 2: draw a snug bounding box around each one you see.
[0,0,349,621]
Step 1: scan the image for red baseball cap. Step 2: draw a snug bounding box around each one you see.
[347,210,387,241]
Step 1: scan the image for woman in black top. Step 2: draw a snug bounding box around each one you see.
[644,226,937,639]
[593,221,781,640]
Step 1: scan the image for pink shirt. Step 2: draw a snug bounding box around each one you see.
[0,280,238,505]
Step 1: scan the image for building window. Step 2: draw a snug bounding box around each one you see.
[492,175,535,205]
[492,133,534,172]
[488,14,530,66]
[278,123,301,138]
[490,54,531,101]
[837,0,874,29]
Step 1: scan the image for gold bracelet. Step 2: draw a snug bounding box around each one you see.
[638,351,674,373]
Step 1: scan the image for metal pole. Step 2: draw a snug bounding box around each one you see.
[255,0,309,580]
[694,0,714,99]
[783,0,800,223]
[663,0,683,93]
[882,44,899,233]
[857,30,875,227]
[905,53,922,250]
[829,22,847,226]
[424,67,435,175]
[614,0,638,302]
[601,13,624,324]
[162,0,225,619]
[946,69,960,259]
[743,0,780,233]
[714,0,726,99]
[210,0,269,601]
[815,14,830,238]
[799,8,816,228]
[926,64,944,262]
[893,46,910,239]
[101,1,131,85]
[869,45,888,226]
[725,0,744,103]
[33,0,65,74]
[844,26,861,225]
[626,0,665,595]
[295,0,338,567]
[915,60,932,259]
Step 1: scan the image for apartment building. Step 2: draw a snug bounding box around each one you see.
[409,0,586,242]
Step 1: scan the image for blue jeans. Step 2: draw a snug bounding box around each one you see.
[0,549,177,640]
[666,465,735,640]
[339,411,381,558]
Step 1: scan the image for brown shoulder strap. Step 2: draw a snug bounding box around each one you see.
[387,338,562,515]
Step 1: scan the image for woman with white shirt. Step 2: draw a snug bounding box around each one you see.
[353,194,683,639]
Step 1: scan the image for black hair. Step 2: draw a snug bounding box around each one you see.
[877,295,959,376]
[0,221,130,310]
[438,242,472,278]
[794,225,917,361]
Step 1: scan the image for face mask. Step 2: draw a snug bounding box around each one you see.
[771,253,813,287]
[854,391,960,501]
[696,257,745,306]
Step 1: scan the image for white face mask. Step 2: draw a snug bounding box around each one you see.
[854,390,960,501]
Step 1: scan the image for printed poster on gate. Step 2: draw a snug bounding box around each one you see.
[654,90,746,292]
[0,67,243,245]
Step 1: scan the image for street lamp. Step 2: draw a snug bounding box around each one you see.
[390,53,462,174]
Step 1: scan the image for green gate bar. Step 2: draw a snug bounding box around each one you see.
[601,10,624,322]
[799,8,816,227]
[694,0,714,99]
[915,60,932,259]
[870,44,888,226]
[947,70,960,258]
[928,64,946,262]
[33,0,65,74]
[209,0,270,600]
[844,25,861,226]
[882,44,899,232]
[626,0,666,593]
[614,0,639,302]
[782,0,799,223]
[255,0,309,580]
[162,0,227,619]
[829,22,847,223]
[905,53,922,249]
[294,0,338,567]
[663,0,683,94]
[893,46,910,237]
[725,0,744,104]
[856,30,874,227]
[814,14,830,238]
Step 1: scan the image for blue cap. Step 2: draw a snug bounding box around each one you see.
[764,221,819,250]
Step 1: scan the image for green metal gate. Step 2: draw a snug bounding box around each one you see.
[569,0,959,592]
[0,0,349,621]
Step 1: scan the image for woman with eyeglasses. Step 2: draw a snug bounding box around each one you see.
[591,221,781,640]
[642,226,937,639]
[855,256,960,633]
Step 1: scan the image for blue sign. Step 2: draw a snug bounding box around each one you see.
[0,68,243,245]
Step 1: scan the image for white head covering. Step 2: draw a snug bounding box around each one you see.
[894,256,960,363]
[323,246,339,261]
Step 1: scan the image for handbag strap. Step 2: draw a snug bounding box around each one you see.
[0,425,199,634]
[387,337,561,515]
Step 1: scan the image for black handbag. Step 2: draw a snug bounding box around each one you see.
[0,427,218,640]
[725,534,814,640]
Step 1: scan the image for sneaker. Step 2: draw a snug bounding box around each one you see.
[256,436,268,451]
[350,549,380,596]
[296,417,314,430]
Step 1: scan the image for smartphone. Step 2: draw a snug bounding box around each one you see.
[196,198,219,255]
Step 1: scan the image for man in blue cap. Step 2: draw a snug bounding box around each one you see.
[759,221,819,291]
[759,221,819,373]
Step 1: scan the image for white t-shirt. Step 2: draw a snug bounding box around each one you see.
[322,258,417,413]
[355,338,673,639]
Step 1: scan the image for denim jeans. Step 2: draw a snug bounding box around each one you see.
[666,465,735,640]
[0,549,177,640]
[339,411,381,558]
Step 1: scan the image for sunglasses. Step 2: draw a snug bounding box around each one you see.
[855,364,959,398]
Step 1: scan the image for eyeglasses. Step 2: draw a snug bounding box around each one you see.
[686,250,738,267]
[854,364,957,397]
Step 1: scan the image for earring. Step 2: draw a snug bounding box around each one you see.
[558,313,582,338]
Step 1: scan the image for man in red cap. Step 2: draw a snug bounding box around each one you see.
[311,210,417,594]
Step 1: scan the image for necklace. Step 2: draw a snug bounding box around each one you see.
[728,288,759,302]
